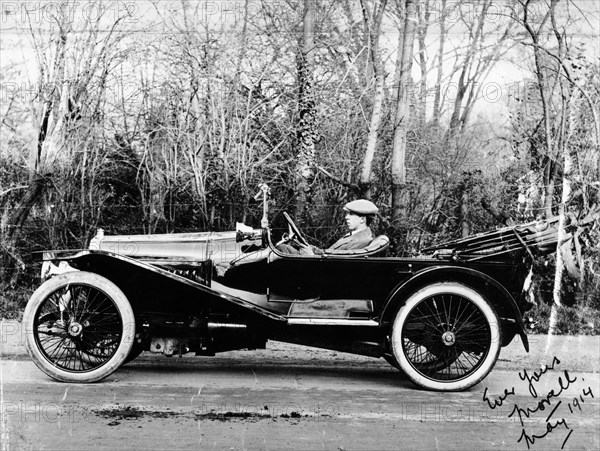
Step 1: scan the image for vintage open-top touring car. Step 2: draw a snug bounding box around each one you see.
[23,184,561,391]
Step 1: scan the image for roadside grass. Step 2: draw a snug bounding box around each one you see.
[524,302,600,335]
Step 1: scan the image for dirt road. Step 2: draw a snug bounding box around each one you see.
[1,331,599,450]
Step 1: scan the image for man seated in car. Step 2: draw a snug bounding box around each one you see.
[323,199,378,252]
[278,199,379,255]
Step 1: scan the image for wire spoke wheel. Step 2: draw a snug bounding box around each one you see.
[391,282,501,391]
[24,272,135,383]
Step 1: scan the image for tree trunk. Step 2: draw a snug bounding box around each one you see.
[295,0,316,226]
[359,0,387,199]
[1,176,47,286]
[550,129,573,332]
[521,0,561,218]
[390,0,417,224]
[432,0,447,127]
[416,0,430,124]
[460,184,469,238]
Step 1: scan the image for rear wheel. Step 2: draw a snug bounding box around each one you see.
[390,282,501,391]
[23,271,135,382]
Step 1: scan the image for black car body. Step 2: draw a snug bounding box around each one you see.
[23,186,559,391]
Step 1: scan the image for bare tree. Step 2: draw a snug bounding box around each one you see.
[1,2,129,285]
[517,0,561,219]
[511,0,600,331]
[447,1,514,140]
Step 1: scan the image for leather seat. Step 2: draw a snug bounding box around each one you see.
[364,235,390,253]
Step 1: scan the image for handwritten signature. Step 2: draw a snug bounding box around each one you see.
[482,356,595,449]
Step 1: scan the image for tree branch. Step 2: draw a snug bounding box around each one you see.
[480,197,515,226]
[0,185,29,198]
[315,165,359,190]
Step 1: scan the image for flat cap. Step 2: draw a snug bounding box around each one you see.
[344,199,378,216]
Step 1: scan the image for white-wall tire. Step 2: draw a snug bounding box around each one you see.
[390,282,501,391]
[23,271,135,383]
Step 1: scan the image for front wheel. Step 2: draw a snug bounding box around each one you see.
[23,271,135,382]
[390,282,501,391]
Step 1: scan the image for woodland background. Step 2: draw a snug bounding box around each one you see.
[1,0,599,331]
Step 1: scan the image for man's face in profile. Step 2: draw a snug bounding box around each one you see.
[345,212,365,232]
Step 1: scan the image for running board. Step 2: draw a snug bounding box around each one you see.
[287,318,379,326]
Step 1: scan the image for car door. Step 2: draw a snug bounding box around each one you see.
[266,253,321,302]
[319,256,404,318]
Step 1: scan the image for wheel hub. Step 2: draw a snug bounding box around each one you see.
[68,322,83,337]
[441,331,456,346]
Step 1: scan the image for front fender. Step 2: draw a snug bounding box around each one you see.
[44,250,285,323]
[380,265,529,352]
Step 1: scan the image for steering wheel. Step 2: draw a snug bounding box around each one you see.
[282,212,310,248]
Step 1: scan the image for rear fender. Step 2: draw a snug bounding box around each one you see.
[380,266,529,351]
